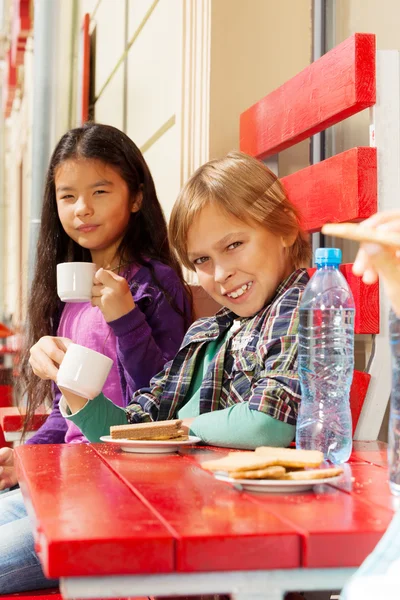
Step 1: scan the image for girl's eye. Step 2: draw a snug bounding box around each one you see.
[60,195,74,201]
[227,241,242,250]
[193,256,209,266]
[94,189,107,195]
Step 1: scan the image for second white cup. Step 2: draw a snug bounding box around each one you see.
[57,343,113,399]
[57,262,97,303]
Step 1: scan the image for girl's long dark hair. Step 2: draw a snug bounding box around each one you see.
[19,122,190,434]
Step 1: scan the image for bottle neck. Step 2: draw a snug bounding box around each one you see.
[316,264,340,270]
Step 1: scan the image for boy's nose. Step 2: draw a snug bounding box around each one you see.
[214,263,234,284]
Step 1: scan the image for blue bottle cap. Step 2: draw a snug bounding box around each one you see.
[315,247,342,266]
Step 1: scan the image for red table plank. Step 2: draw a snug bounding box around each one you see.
[180,448,393,569]
[240,33,376,159]
[93,445,301,573]
[15,444,175,579]
[328,463,394,513]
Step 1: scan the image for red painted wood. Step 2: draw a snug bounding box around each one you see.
[307,265,379,335]
[328,462,393,513]
[14,444,174,578]
[93,445,301,572]
[238,477,392,568]
[180,448,393,568]
[240,33,376,159]
[0,407,48,432]
[0,590,147,600]
[0,385,13,407]
[0,590,61,600]
[281,147,377,233]
[350,371,371,433]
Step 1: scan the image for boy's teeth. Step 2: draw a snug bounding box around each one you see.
[228,281,252,298]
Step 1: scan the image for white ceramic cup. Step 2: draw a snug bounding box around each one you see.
[57,343,113,399]
[57,262,97,303]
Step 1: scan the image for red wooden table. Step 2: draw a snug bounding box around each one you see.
[15,441,394,600]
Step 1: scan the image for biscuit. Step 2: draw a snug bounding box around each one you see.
[255,447,324,468]
[321,222,400,248]
[110,419,183,440]
[201,452,277,473]
[283,467,343,480]
[228,466,286,480]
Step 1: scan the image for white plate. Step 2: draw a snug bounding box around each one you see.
[214,473,343,493]
[100,435,201,454]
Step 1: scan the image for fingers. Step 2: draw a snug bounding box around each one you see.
[29,336,71,381]
[0,467,18,491]
[360,210,400,230]
[0,447,13,465]
[94,268,125,288]
[91,268,130,305]
[30,347,59,381]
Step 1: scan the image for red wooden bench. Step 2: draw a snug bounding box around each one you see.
[240,32,394,441]
[0,407,49,443]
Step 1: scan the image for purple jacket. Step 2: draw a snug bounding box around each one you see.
[26,259,191,445]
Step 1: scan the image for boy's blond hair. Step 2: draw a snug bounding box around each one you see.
[169,151,311,271]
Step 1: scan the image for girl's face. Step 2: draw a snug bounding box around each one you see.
[187,203,294,317]
[55,158,141,263]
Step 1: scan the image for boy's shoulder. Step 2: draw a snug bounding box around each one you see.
[268,268,309,315]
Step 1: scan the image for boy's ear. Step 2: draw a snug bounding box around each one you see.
[131,189,143,213]
[282,231,297,249]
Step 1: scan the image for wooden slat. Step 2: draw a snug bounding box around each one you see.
[350,371,371,433]
[240,33,376,159]
[307,264,379,334]
[15,444,174,578]
[93,446,301,573]
[282,147,377,233]
[0,407,48,432]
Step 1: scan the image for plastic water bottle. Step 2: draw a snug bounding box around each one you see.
[388,310,400,495]
[296,248,355,464]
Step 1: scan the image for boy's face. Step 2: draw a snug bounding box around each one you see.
[187,203,293,317]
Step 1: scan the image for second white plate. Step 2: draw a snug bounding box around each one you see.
[214,473,343,493]
[100,435,201,454]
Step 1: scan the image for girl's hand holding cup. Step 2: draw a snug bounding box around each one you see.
[91,268,135,322]
[29,336,72,382]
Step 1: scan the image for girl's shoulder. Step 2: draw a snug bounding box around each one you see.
[133,259,184,292]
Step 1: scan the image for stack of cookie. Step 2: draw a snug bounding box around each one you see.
[201,447,343,480]
[110,419,187,441]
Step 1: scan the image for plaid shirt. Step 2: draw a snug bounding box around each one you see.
[126,268,309,426]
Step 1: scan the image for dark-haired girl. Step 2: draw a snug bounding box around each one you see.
[0,122,191,593]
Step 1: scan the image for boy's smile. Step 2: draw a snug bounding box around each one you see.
[187,203,294,317]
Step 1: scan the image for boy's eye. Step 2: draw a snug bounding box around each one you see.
[227,241,242,250]
[193,256,209,266]
[94,189,107,195]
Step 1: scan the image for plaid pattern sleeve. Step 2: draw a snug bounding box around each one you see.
[125,360,174,423]
[247,282,303,425]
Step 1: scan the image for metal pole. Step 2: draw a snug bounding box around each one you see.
[311,0,326,259]
[28,0,57,287]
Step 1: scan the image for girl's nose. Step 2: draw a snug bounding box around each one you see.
[74,196,94,217]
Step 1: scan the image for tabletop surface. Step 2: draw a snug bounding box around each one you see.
[15,440,395,580]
